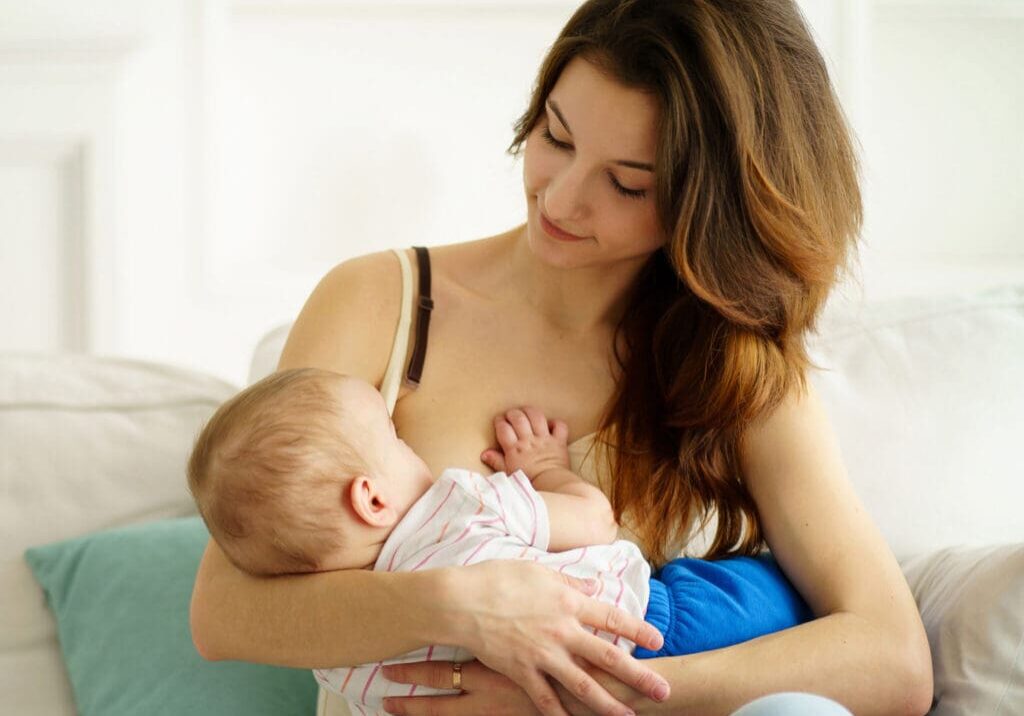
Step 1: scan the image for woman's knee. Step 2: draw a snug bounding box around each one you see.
[731,692,853,716]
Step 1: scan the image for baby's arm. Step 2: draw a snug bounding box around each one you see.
[481,407,618,551]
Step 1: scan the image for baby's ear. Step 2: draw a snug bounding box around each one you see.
[347,475,399,527]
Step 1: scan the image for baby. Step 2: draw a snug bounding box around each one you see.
[188,367,810,715]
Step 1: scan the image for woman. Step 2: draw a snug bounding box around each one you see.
[190,1,933,714]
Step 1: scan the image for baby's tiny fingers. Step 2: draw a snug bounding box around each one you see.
[481,449,507,473]
[521,406,550,435]
[505,408,534,438]
[494,417,519,449]
[551,420,569,442]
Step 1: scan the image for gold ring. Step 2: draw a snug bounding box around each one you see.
[451,661,463,691]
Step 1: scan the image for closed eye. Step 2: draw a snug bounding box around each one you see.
[539,127,648,200]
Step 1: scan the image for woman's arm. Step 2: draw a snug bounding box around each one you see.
[557,382,934,716]
[193,539,670,714]
[191,540,444,666]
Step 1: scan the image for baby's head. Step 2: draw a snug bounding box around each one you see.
[187,367,433,576]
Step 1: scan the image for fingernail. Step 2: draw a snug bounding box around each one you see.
[653,683,670,701]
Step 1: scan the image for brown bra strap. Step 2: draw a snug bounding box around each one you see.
[406,246,433,386]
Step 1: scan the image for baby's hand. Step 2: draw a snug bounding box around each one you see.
[480,407,570,479]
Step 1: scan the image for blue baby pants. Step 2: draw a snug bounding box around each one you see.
[634,553,813,659]
[627,557,843,713]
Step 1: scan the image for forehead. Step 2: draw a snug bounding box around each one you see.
[547,56,660,153]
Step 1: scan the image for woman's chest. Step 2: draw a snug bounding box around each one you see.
[390,299,618,476]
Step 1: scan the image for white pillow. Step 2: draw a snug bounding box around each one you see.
[807,284,1024,557]
[1,353,237,716]
[900,544,1024,715]
[249,322,291,385]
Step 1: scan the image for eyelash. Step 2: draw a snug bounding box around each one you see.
[540,127,648,200]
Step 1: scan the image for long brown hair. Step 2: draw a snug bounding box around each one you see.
[508,0,862,566]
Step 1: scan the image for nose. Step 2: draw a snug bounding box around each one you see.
[543,159,590,226]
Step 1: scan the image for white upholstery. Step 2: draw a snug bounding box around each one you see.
[1,354,237,715]
[807,285,1024,558]
[5,284,1022,715]
[902,544,1024,714]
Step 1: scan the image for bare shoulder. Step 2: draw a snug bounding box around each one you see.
[738,380,845,526]
[277,249,406,387]
[740,380,831,471]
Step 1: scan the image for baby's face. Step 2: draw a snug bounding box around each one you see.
[337,372,430,479]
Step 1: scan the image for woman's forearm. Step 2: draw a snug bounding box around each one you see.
[632,613,932,716]
[190,539,452,668]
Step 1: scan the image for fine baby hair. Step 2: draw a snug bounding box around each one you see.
[187,367,370,576]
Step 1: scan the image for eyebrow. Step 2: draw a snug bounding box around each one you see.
[546,100,655,172]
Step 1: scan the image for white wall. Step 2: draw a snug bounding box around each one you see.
[2,0,1022,386]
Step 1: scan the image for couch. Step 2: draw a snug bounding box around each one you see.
[4,284,1022,715]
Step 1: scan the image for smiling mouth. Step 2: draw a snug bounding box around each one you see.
[539,211,589,241]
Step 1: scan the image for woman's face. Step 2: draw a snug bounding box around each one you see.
[522,56,665,269]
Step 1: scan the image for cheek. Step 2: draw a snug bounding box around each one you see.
[522,132,558,193]
[603,203,665,252]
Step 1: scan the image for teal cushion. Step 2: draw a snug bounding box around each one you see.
[24,517,317,716]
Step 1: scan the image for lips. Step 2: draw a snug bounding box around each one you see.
[539,211,588,242]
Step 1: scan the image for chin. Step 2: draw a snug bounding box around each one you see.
[524,212,593,270]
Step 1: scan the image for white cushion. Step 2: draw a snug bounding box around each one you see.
[1,354,237,716]
[901,544,1024,715]
[808,284,1024,558]
[249,322,291,385]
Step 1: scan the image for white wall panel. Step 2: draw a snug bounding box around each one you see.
[0,42,127,354]
[858,1,1024,299]
[207,2,576,291]
[0,141,85,351]
[2,0,1021,384]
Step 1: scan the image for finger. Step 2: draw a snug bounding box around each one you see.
[579,599,664,653]
[568,632,671,704]
[551,420,569,443]
[480,449,507,473]
[521,406,550,435]
[519,671,573,716]
[505,408,534,438]
[494,417,518,451]
[381,693,464,715]
[381,660,462,690]
[539,654,635,716]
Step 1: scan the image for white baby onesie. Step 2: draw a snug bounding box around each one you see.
[314,467,650,716]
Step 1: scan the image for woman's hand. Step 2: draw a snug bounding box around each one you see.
[383,560,670,716]
[381,659,543,715]
[382,660,633,716]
